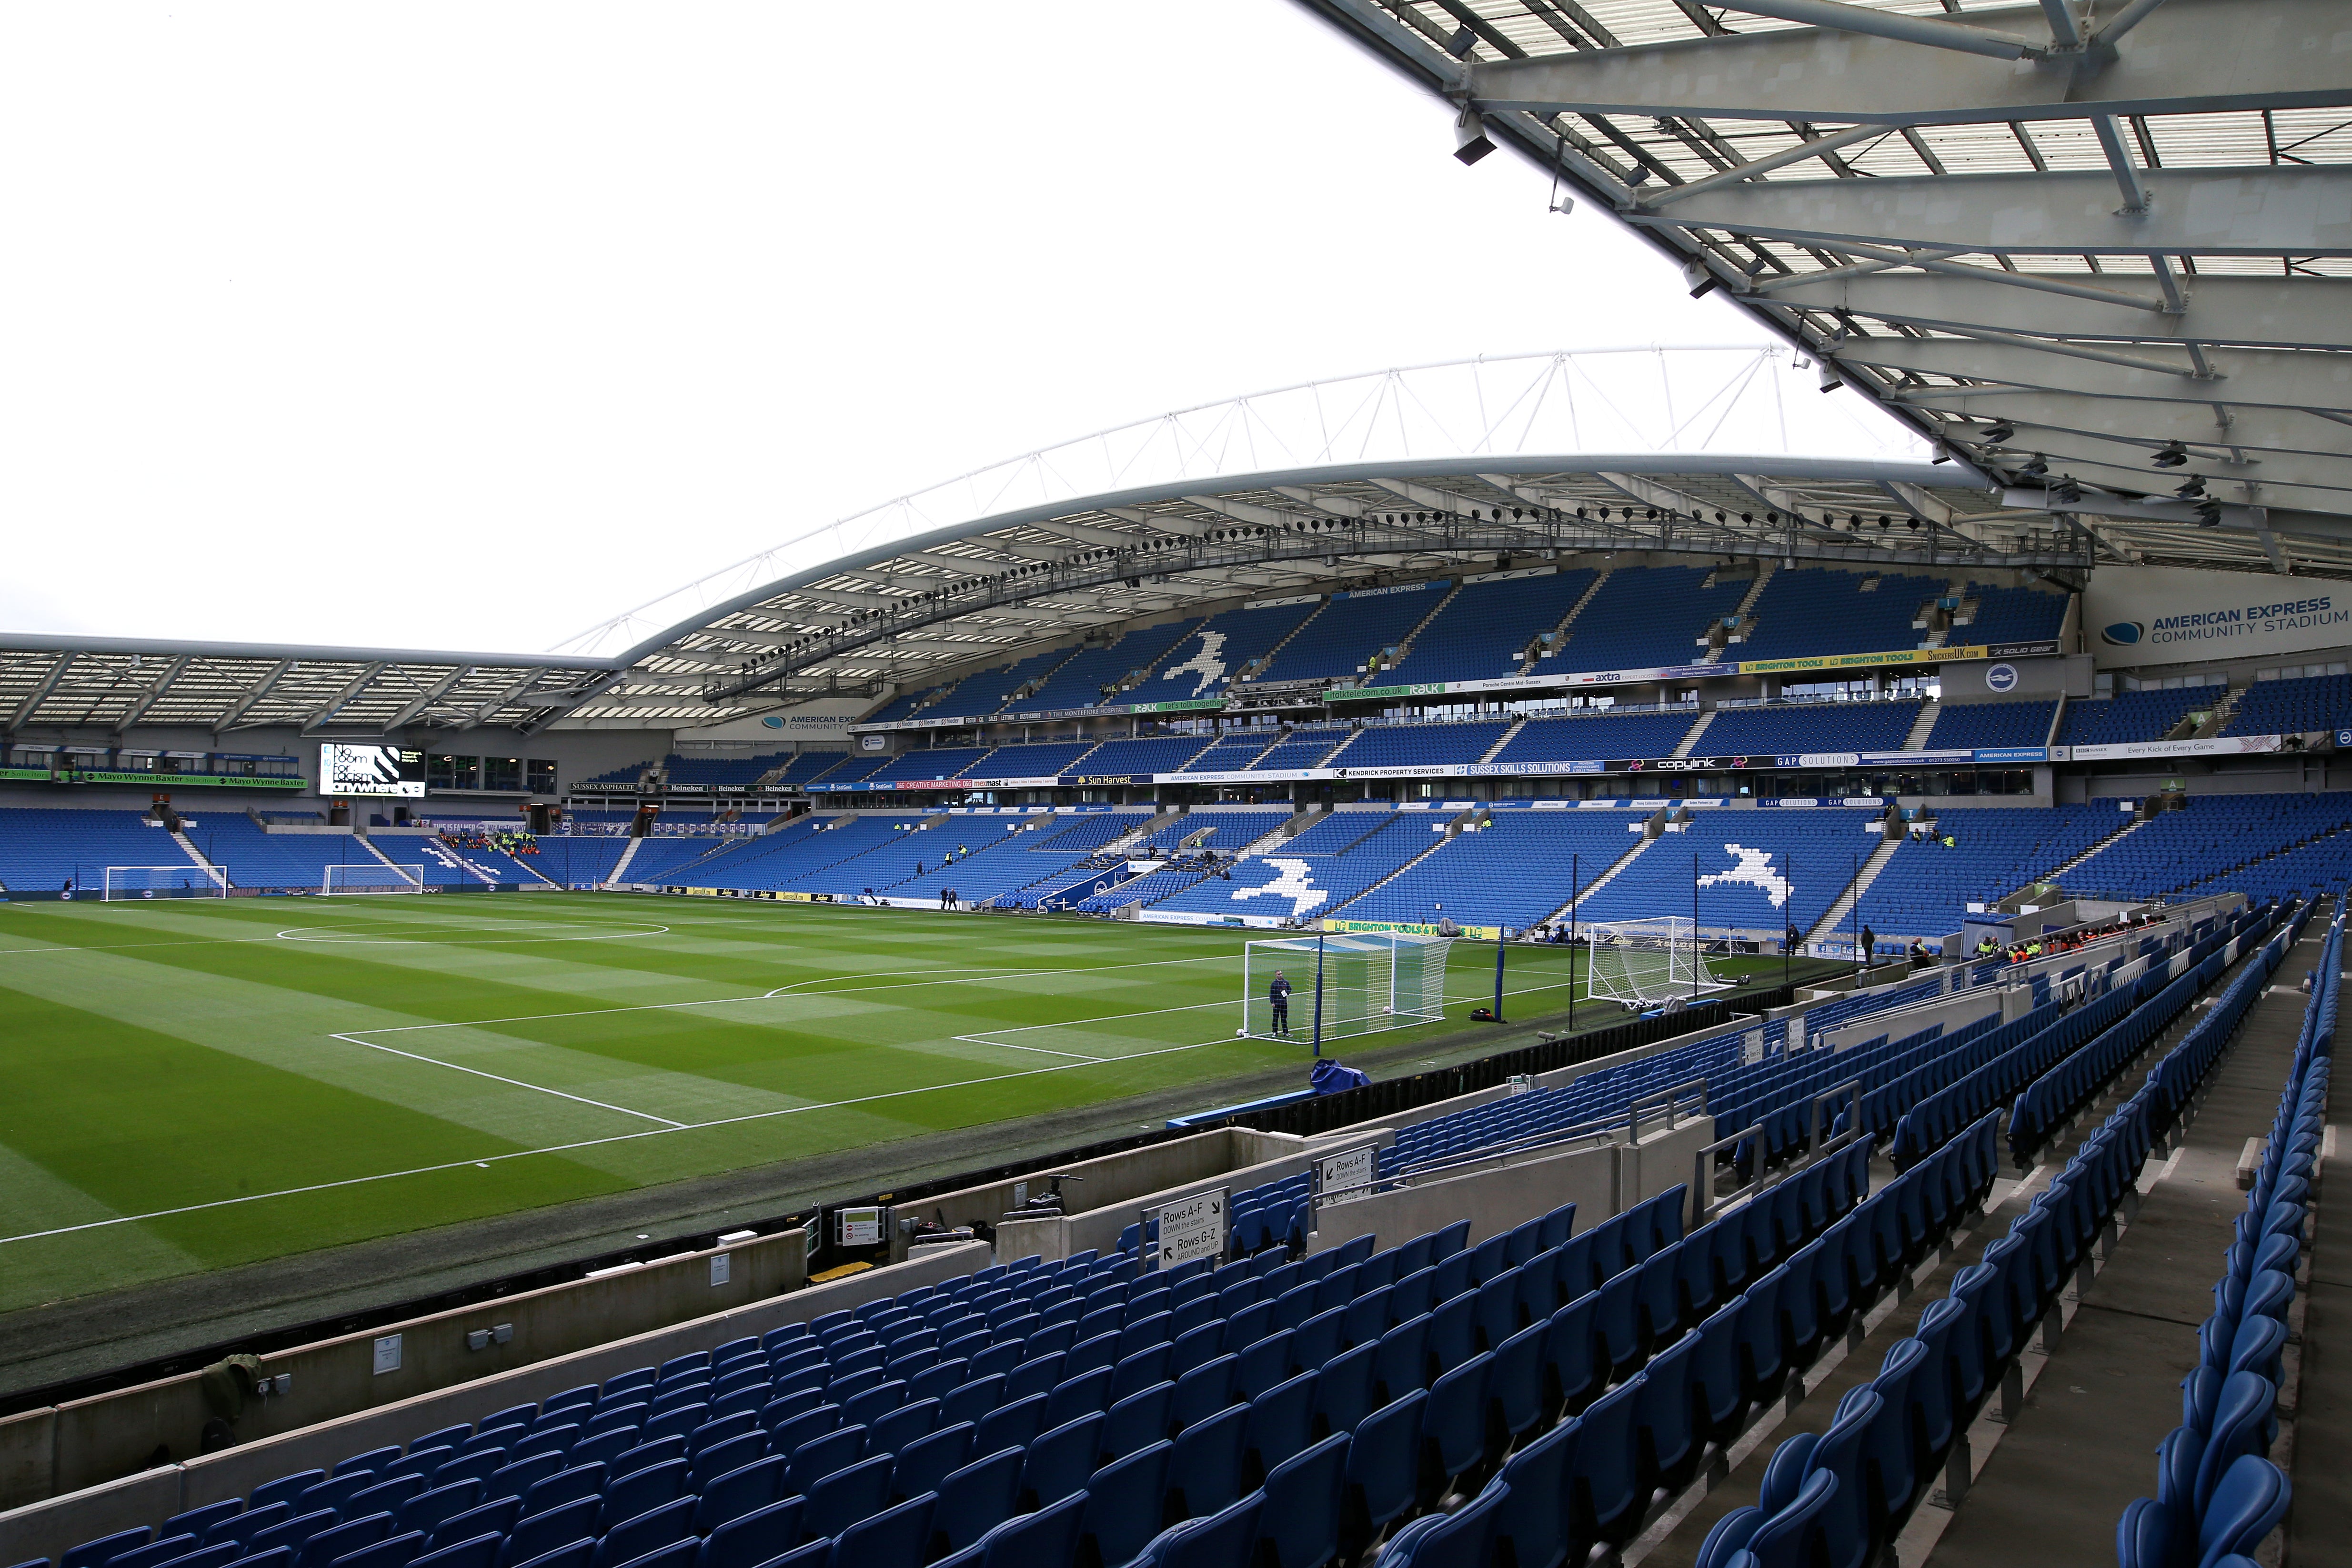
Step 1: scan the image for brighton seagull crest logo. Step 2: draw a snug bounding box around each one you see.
[1698,844,1793,909]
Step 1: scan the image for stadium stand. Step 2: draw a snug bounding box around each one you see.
[858,749,996,786]
[959,741,1100,780]
[1394,569,1598,683]
[929,648,1078,723]
[772,754,850,788]
[1015,621,1203,714]
[2065,795,2352,903]
[1252,584,1449,684]
[1057,734,1213,776]
[1859,806,2126,937]
[664,754,790,789]
[0,809,196,892]
[1551,565,1748,670]
[1136,810,1292,856]
[1336,810,1645,930]
[1730,569,1943,662]
[2053,687,2211,746]
[1921,699,2055,752]
[576,761,656,789]
[623,839,741,886]
[530,837,635,887]
[170,814,402,892]
[1329,720,1512,771]
[1024,811,1152,858]
[1575,808,1883,935]
[1696,701,1920,759]
[1149,602,1324,700]
[1956,580,2069,645]
[1177,734,1279,772]
[1147,814,1433,922]
[860,683,961,727]
[1246,728,1353,772]
[1488,710,1699,766]
[1075,864,1208,913]
[2225,670,2352,737]
[653,817,907,893]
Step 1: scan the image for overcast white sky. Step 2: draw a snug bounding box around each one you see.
[0,2,1916,654]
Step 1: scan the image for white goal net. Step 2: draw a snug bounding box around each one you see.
[103,865,227,900]
[1584,916,1729,1008]
[322,862,425,895]
[1240,931,1453,1044]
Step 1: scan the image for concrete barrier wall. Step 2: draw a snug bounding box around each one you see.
[4,1229,807,1517]
[901,1127,1315,1263]
[0,1243,987,1568]
[1035,1130,1393,1265]
[1819,987,2005,1051]
[1303,1138,1620,1256]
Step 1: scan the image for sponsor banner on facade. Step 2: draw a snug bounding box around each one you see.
[1061,772,1155,786]
[1467,759,1608,777]
[1326,763,1459,781]
[1970,747,2051,764]
[1338,579,1446,600]
[1616,756,1738,773]
[1244,592,1322,610]
[1327,917,1502,940]
[1859,749,1974,766]
[2065,734,2285,762]
[68,770,305,789]
[1739,645,1989,676]
[2085,562,2352,668]
[1983,641,2064,659]
[662,887,836,902]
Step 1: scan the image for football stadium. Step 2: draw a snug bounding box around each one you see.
[2,5,2347,1568]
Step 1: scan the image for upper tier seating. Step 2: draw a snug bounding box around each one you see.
[665,817,908,893]
[1016,621,1203,714]
[1731,569,1943,662]
[2225,671,2352,737]
[577,760,655,788]
[1922,700,2055,752]
[1252,584,1450,684]
[934,648,1077,721]
[2055,687,2212,746]
[1024,812,1153,858]
[1337,811,1650,929]
[1395,569,1599,683]
[861,683,960,726]
[1697,702,1920,759]
[857,749,996,786]
[1330,720,1513,772]
[1576,809,1883,934]
[1551,565,1748,671]
[1178,734,1280,772]
[1149,602,1324,700]
[1247,729,1354,771]
[1051,735,1213,776]
[773,754,850,788]
[961,741,1099,780]
[0,809,192,892]
[1956,581,2068,644]
[664,753,790,789]
[1489,710,1700,766]
[1858,805,2124,936]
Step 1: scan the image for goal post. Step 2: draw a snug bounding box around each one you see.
[1240,931,1453,1045]
[102,865,228,901]
[321,862,424,895]
[1583,916,1729,1009]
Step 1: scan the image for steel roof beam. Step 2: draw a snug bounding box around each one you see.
[112,656,192,734]
[1844,339,2342,413]
[211,660,292,734]
[9,652,77,730]
[300,663,389,734]
[1472,0,2348,124]
[384,666,475,730]
[2006,449,2352,521]
[1983,423,2352,496]
[1917,391,2352,462]
[1630,165,2352,258]
[1766,273,2352,352]
[1270,486,1366,518]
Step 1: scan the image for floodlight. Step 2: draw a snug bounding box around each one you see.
[2196,499,2223,527]
[2052,476,2083,504]
[2176,474,2208,498]
[1982,422,2015,443]
[1818,360,1844,392]
[1453,108,1495,165]
[2019,454,2049,477]
[1683,256,1718,298]
[1908,516,1923,530]
[2152,441,2188,468]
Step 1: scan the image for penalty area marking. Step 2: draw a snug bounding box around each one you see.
[277,923,672,945]
[0,1038,1223,1248]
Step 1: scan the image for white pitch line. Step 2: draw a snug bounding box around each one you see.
[0,1039,1220,1246]
[328,1033,688,1128]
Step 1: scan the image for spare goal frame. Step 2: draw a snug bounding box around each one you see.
[1582,915,1729,1009]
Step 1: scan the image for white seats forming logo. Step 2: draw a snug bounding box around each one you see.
[1697,844,1793,909]
[1161,630,1229,697]
[1231,856,1330,917]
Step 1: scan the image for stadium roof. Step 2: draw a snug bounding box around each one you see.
[1293,0,2352,555]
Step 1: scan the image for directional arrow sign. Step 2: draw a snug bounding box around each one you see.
[1156,1188,1228,1271]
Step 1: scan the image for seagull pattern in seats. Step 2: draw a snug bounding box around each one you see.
[1698,844,1793,909]
[1232,857,1329,916]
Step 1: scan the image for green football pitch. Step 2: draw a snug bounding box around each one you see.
[0,894,1775,1314]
